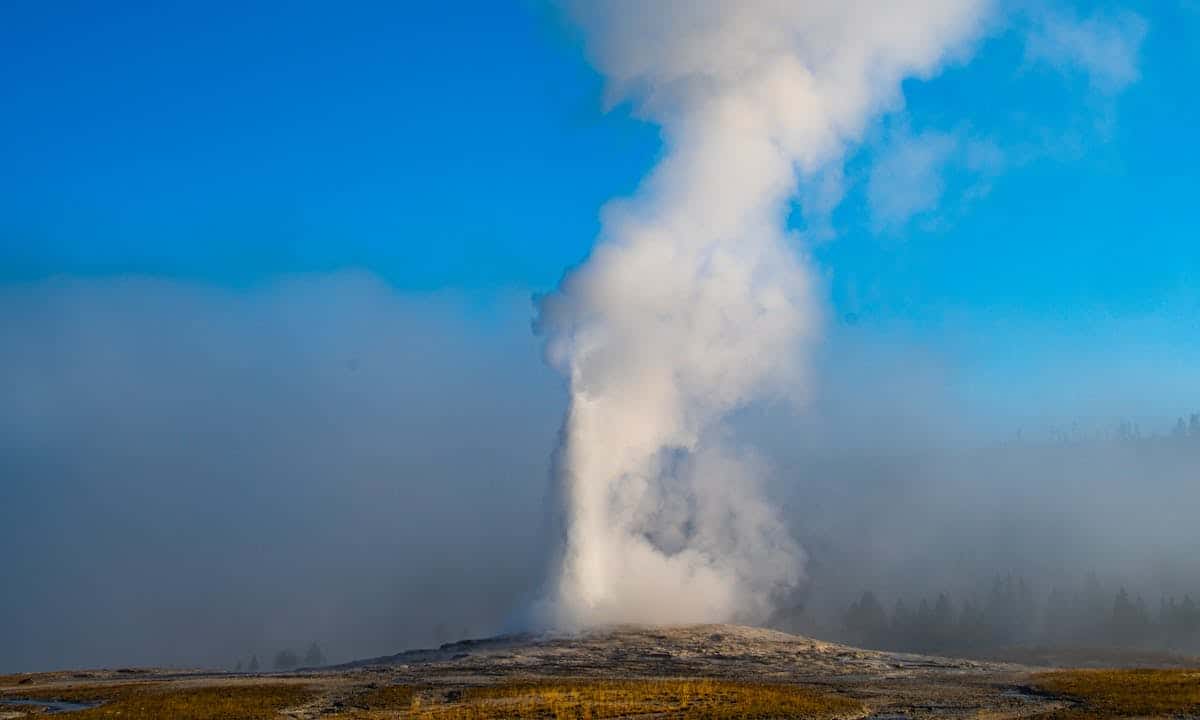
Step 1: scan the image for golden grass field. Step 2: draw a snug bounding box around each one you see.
[1,681,318,720]
[5,670,1200,718]
[1030,668,1200,719]
[1,678,862,719]
[348,680,864,719]
[7,671,1200,719]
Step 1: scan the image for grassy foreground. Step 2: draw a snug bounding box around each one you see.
[1031,668,1200,718]
[3,679,863,719]
[2,681,316,720]
[342,680,865,719]
[11,670,1199,718]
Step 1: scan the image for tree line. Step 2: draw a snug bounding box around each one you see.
[840,574,1200,656]
[234,642,325,672]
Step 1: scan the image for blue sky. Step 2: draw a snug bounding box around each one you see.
[3,1,1198,428]
[2,1,649,289]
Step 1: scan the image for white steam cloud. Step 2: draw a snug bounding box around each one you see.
[536,1,991,627]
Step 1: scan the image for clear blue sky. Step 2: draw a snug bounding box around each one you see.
[3,1,1198,426]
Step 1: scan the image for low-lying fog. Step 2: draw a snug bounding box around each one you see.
[2,272,1198,672]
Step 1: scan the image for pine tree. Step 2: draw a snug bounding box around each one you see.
[843,591,888,649]
[958,598,987,650]
[915,598,934,652]
[932,593,955,650]
[1181,596,1200,652]
[303,642,325,667]
[273,649,299,670]
[1111,587,1148,647]
[891,600,913,650]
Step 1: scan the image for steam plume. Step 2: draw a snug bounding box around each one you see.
[537,1,990,627]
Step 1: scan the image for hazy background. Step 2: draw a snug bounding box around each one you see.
[3,0,1200,672]
[0,274,561,671]
[3,273,1198,671]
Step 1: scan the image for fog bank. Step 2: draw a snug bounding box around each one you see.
[2,273,1198,672]
[0,273,561,673]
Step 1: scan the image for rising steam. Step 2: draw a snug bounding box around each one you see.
[536,1,991,627]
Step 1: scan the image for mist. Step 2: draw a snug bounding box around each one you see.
[4,273,1198,672]
[0,273,562,673]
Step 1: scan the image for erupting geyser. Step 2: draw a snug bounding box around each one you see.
[536,0,989,628]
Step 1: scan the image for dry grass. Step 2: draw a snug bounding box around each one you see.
[1031,668,1200,718]
[335,679,863,719]
[0,675,40,690]
[349,684,419,716]
[3,681,316,720]
[5,677,859,719]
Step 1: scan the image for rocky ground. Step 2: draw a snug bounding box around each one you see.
[338,624,1058,718]
[3,624,1196,718]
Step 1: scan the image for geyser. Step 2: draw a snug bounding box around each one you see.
[536,0,991,628]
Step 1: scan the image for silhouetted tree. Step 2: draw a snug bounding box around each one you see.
[1179,596,1200,651]
[273,649,299,670]
[891,599,913,649]
[985,574,1035,645]
[957,597,988,650]
[930,593,956,651]
[1157,594,1199,652]
[1082,572,1107,627]
[1042,587,1078,646]
[303,642,325,667]
[433,622,450,646]
[248,655,260,673]
[1111,588,1150,647]
[843,591,888,649]
[1173,418,1188,439]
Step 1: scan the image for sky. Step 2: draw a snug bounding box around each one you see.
[2,0,1199,672]
[3,1,1198,428]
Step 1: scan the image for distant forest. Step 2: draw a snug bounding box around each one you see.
[776,412,1200,658]
[835,574,1200,657]
[1007,412,1200,446]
